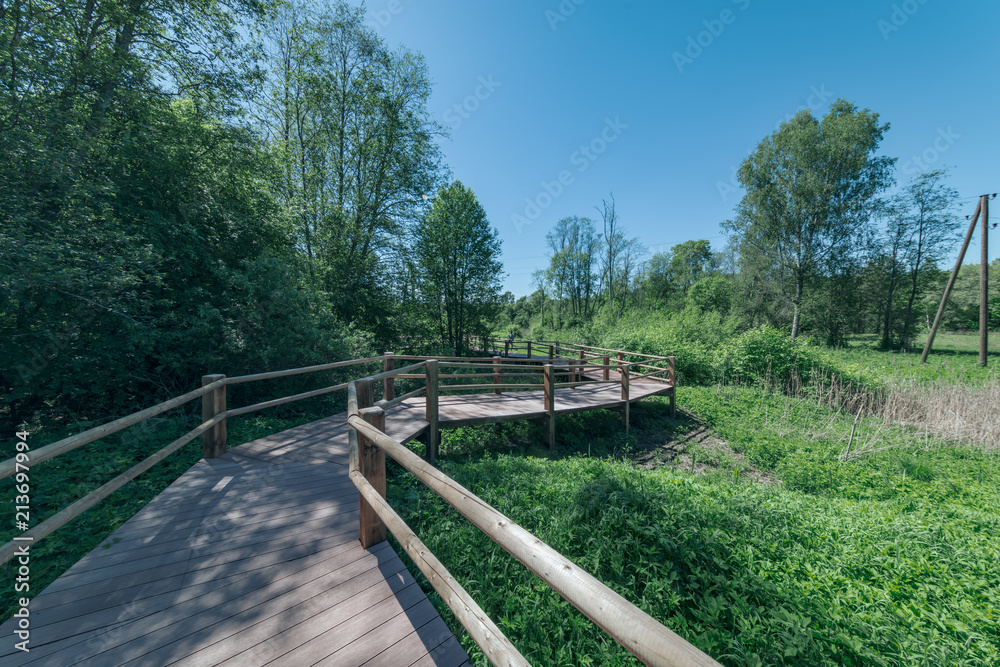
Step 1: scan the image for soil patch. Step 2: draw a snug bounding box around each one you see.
[630,412,780,485]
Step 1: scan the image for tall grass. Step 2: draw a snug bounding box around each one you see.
[876,377,1000,450]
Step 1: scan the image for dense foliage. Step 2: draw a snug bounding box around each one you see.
[388,386,1000,666]
[2,0,503,431]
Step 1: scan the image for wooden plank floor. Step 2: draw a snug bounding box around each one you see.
[429,376,672,428]
[0,378,671,666]
[0,412,469,667]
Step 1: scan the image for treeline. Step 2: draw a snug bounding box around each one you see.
[1,0,504,430]
[512,102,998,348]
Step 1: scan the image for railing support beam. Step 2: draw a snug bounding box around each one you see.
[544,364,555,451]
[358,402,387,548]
[425,360,439,463]
[383,352,395,401]
[493,358,502,395]
[201,374,227,459]
[668,356,677,418]
[620,363,630,434]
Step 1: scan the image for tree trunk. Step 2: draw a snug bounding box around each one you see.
[791,273,804,338]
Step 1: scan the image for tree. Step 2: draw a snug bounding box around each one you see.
[687,275,733,315]
[645,240,716,308]
[544,217,599,322]
[595,195,644,319]
[256,0,444,330]
[416,181,504,353]
[891,170,960,347]
[724,99,895,337]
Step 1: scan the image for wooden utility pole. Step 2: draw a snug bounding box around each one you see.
[981,196,990,366]
[921,198,982,363]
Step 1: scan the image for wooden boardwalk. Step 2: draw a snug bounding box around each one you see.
[1,378,669,666]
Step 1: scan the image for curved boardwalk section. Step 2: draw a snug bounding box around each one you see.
[0,368,672,666]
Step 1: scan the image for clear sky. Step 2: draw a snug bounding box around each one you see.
[363,0,999,297]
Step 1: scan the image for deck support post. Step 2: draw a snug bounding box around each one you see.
[201,374,227,459]
[668,356,677,418]
[383,352,395,401]
[603,355,610,381]
[493,358,502,395]
[358,402,387,548]
[620,363,630,434]
[425,360,439,463]
[544,364,555,451]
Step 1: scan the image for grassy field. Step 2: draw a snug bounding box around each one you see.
[2,333,998,665]
[383,335,1000,666]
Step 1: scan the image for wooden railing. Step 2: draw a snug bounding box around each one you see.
[0,342,674,561]
[0,341,701,664]
[345,364,715,667]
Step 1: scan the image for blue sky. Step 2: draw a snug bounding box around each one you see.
[364,0,999,297]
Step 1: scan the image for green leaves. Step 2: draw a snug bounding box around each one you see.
[725,99,896,338]
[415,180,504,352]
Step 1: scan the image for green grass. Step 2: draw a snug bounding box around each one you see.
[386,389,1000,665]
[838,332,1000,385]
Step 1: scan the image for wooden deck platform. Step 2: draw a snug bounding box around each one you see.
[1,378,670,666]
[0,415,470,667]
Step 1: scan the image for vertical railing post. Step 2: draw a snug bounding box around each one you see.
[603,355,610,381]
[544,364,555,451]
[620,363,630,434]
[526,340,532,359]
[358,402,387,548]
[493,357,502,395]
[383,352,395,402]
[548,345,554,360]
[201,374,227,459]
[668,356,676,418]
[578,349,586,384]
[504,339,510,357]
[425,360,439,463]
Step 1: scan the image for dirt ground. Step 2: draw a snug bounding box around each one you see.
[629,411,781,485]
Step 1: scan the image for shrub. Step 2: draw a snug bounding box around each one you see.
[714,325,815,387]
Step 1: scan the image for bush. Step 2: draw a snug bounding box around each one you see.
[599,308,740,385]
[714,325,816,387]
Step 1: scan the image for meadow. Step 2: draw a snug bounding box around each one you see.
[2,331,998,666]
[383,331,999,666]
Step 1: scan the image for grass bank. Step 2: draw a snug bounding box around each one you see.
[387,387,1000,666]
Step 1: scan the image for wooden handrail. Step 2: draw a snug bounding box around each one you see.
[0,413,225,566]
[0,378,226,479]
[345,401,529,666]
[347,410,718,667]
[226,381,350,417]
[375,384,426,410]
[226,355,387,384]
[443,383,545,392]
